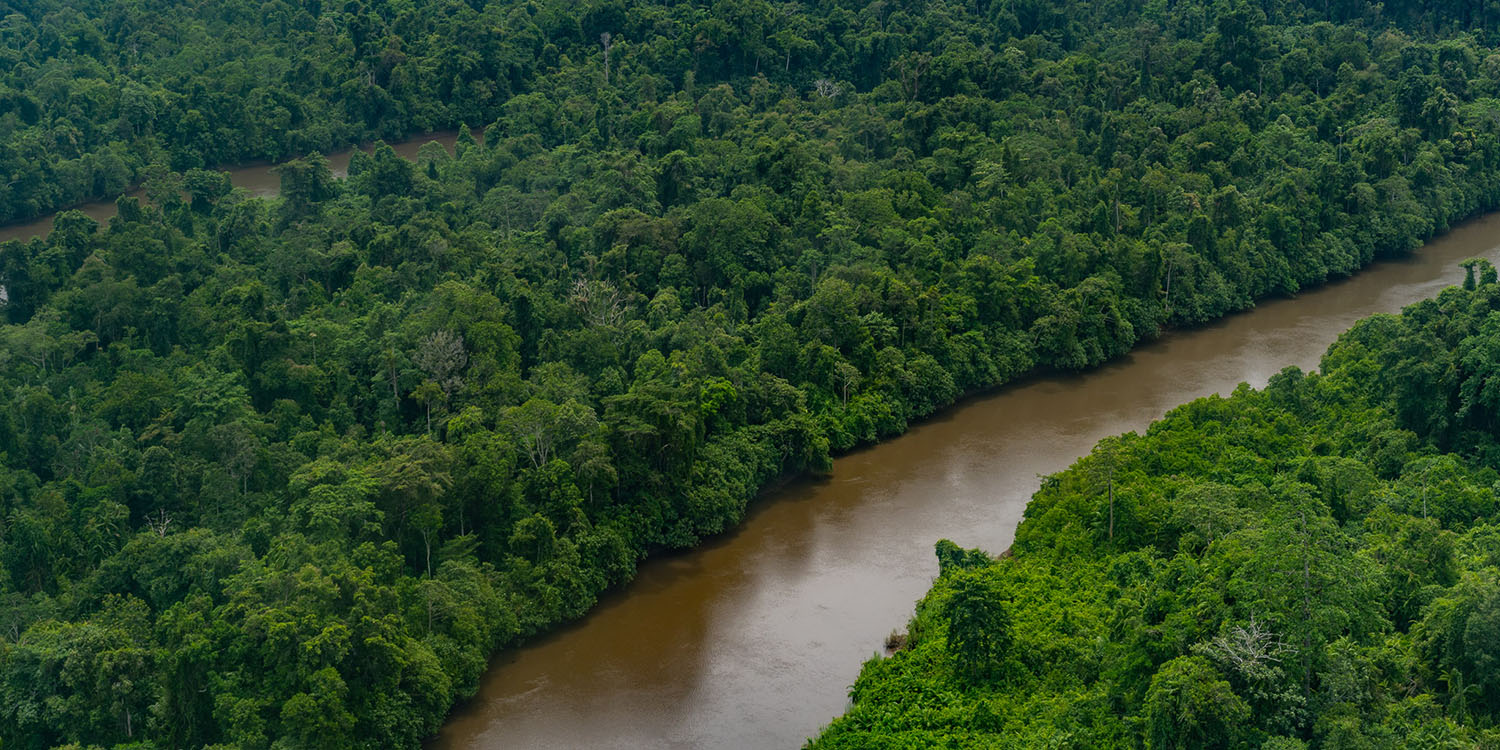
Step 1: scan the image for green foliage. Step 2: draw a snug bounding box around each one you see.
[1146,656,1251,750]
[6,0,1500,747]
[942,568,1012,682]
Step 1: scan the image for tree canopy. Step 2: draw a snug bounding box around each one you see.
[4,0,1500,747]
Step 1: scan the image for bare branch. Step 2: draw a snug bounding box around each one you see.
[569,277,626,328]
[1195,615,1296,672]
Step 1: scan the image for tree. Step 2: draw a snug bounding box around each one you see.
[504,398,598,469]
[935,539,990,575]
[280,668,356,747]
[369,438,453,575]
[210,421,258,496]
[413,330,468,431]
[1456,312,1500,433]
[1234,485,1378,706]
[1144,656,1250,750]
[509,514,558,564]
[1419,571,1500,715]
[414,330,468,396]
[1088,435,1124,543]
[600,32,613,86]
[943,569,1011,681]
[274,152,336,223]
[568,277,626,328]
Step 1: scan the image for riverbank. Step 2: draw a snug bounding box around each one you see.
[812,278,1500,747]
[427,211,1500,748]
[5,124,1494,750]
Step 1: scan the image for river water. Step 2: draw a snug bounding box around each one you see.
[0,133,459,245]
[6,141,1496,750]
[428,215,1500,749]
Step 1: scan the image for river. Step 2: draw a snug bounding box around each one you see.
[6,138,1495,750]
[427,214,1500,749]
[0,133,459,245]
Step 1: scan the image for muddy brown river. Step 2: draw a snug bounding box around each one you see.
[6,141,1498,750]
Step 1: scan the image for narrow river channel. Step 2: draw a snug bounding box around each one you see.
[7,139,1496,750]
[0,133,459,245]
[428,214,1500,749]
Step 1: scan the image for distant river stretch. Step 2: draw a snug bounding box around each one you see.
[0,133,460,245]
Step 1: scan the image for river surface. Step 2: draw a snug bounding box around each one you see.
[428,214,1500,749]
[0,133,459,245]
[8,140,1497,750]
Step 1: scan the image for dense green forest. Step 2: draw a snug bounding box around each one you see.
[811,278,1500,749]
[4,0,1500,225]
[4,0,1500,747]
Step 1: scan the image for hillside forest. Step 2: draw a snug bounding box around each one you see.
[3,0,1500,747]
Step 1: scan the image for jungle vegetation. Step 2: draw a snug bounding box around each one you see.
[4,0,1500,747]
